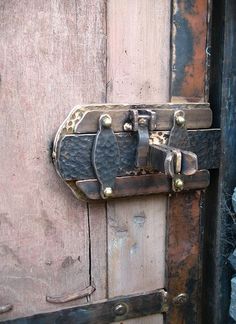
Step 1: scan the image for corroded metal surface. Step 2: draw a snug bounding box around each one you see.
[171,0,208,101]
[76,171,210,200]
[166,191,202,323]
[5,289,168,324]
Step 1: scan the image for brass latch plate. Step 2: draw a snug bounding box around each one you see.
[52,103,220,200]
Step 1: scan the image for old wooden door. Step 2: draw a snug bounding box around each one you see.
[0,1,214,323]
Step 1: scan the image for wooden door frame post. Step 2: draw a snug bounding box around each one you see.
[202,0,236,323]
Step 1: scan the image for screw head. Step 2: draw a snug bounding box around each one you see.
[175,115,185,127]
[123,122,133,131]
[138,117,148,126]
[173,293,188,306]
[173,178,184,192]
[114,303,128,316]
[103,187,113,198]
[101,115,112,128]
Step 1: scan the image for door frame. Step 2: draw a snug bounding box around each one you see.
[202,0,236,323]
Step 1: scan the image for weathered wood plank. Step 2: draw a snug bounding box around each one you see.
[107,1,171,323]
[88,202,107,302]
[0,0,106,320]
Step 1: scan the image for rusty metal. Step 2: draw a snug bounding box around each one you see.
[8,289,168,324]
[173,293,189,306]
[171,0,208,101]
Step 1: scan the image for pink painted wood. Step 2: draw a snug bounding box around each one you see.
[0,0,106,320]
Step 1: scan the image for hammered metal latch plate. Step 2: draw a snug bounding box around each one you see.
[53,103,220,200]
[92,114,120,199]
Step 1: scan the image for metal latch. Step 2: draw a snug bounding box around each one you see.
[53,103,220,200]
[127,109,198,192]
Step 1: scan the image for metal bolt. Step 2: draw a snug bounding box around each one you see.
[173,293,188,306]
[101,115,112,128]
[138,117,148,126]
[103,187,113,198]
[114,303,128,316]
[175,115,185,127]
[173,178,184,192]
[123,122,133,131]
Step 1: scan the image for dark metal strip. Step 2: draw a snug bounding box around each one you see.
[76,171,210,200]
[5,289,167,324]
[73,103,212,133]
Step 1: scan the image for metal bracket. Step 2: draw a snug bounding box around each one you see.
[9,289,168,323]
[128,109,156,168]
[53,103,220,200]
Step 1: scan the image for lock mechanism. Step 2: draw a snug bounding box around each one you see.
[52,103,220,200]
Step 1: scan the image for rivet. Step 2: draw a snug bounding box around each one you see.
[114,303,128,316]
[103,187,113,198]
[138,117,148,126]
[174,178,184,192]
[101,115,112,128]
[173,293,188,306]
[123,122,133,131]
[175,115,185,127]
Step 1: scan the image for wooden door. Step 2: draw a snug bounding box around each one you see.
[0,1,212,323]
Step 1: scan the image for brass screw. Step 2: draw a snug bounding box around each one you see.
[173,293,188,306]
[174,178,184,192]
[101,115,112,128]
[175,115,185,127]
[114,303,128,316]
[123,122,133,131]
[103,187,113,198]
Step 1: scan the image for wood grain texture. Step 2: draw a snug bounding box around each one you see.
[107,0,170,104]
[0,0,106,320]
[107,1,171,323]
[88,202,107,302]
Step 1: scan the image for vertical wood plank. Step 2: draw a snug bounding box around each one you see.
[0,0,106,320]
[107,1,171,323]
[88,202,107,302]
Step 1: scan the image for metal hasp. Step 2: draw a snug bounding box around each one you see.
[52,103,221,200]
[130,109,198,192]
